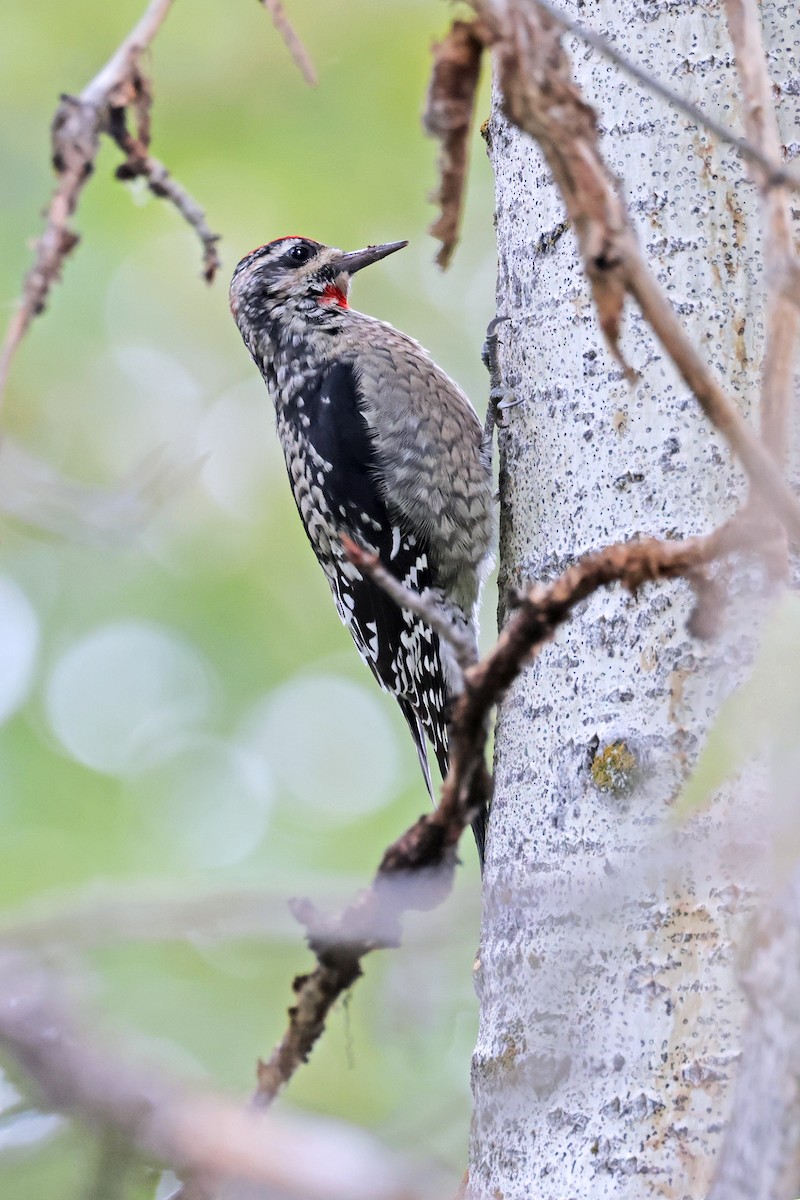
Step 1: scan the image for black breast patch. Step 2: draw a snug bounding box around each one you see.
[282,360,449,789]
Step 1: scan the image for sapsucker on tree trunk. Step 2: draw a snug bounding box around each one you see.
[230,237,494,858]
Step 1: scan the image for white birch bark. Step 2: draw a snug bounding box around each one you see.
[471,2,799,1196]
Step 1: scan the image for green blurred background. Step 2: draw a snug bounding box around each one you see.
[0,1,496,1193]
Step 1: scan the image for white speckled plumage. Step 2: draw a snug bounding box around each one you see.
[230,236,494,850]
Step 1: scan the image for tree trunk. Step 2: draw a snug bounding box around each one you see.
[471,2,798,1196]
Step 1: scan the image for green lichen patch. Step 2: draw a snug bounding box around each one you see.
[590,740,640,795]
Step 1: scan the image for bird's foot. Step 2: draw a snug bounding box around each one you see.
[481,315,510,384]
[490,385,523,415]
[482,316,523,446]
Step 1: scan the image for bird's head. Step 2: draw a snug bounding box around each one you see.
[229,236,408,332]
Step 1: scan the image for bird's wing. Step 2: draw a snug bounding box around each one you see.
[284,360,450,786]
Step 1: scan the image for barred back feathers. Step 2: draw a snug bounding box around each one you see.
[230,236,494,858]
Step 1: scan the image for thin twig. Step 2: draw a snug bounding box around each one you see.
[533,0,800,194]
[723,0,799,465]
[111,114,220,281]
[0,0,219,403]
[260,0,317,87]
[623,254,800,540]
[341,534,477,679]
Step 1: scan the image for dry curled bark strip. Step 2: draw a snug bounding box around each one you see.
[0,0,220,402]
[254,509,768,1106]
[487,4,632,371]
[472,0,800,546]
[423,20,485,269]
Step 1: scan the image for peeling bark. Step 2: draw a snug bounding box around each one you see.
[471,2,799,1196]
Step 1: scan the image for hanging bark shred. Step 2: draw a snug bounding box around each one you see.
[423,20,485,269]
[484,4,634,374]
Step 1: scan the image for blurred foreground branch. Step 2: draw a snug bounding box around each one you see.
[708,866,800,1199]
[530,0,800,194]
[0,952,436,1200]
[724,0,800,470]
[0,439,198,546]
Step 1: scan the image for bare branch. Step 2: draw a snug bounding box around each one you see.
[254,850,464,1106]
[0,0,220,402]
[0,879,344,952]
[0,440,197,547]
[0,96,96,402]
[0,953,434,1200]
[724,0,800,465]
[474,1,800,545]
[423,20,485,269]
[781,259,800,310]
[112,112,221,282]
[622,255,800,539]
[341,533,477,680]
[260,0,317,87]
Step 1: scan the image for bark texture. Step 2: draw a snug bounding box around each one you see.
[471,3,799,1197]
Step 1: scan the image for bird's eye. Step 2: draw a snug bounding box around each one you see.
[287,243,314,265]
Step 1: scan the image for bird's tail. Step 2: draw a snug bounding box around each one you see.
[399,698,485,870]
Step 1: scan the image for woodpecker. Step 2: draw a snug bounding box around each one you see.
[230,237,494,858]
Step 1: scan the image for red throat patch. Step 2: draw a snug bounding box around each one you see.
[320,283,349,308]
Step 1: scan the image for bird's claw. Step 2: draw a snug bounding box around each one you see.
[481,314,510,374]
[491,386,523,413]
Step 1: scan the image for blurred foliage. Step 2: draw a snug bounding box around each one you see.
[677,593,800,836]
[0,1,496,1192]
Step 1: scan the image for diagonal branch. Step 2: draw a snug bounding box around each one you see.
[260,0,317,87]
[341,534,478,682]
[707,865,800,1200]
[723,0,800,464]
[253,507,772,1107]
[472,1,800,545]
[532,0,800,194]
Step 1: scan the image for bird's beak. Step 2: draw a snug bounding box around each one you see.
[334,240,408,276]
